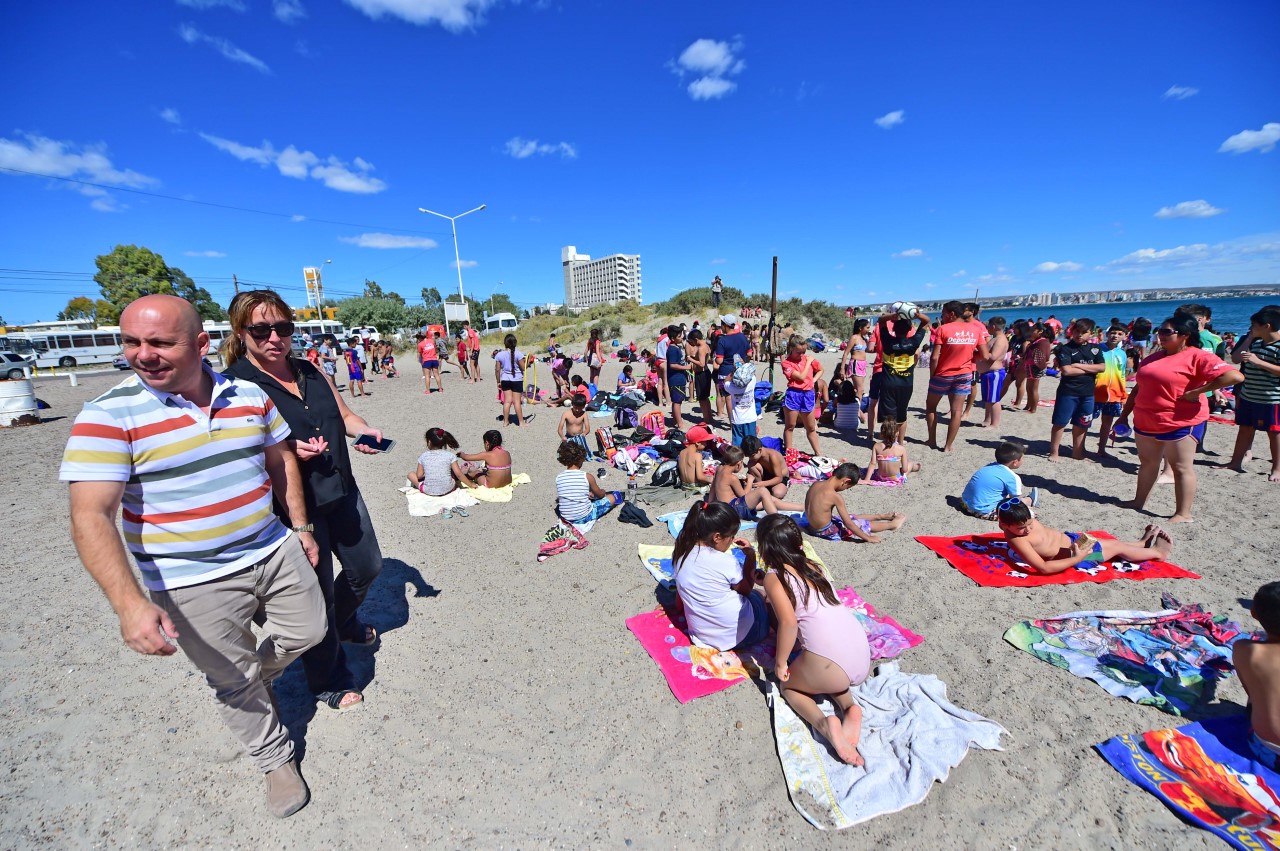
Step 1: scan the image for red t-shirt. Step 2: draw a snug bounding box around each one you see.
[781,354,819,390]
[418,338,436,361]
[932,321,989,378]
[1132,347,1231,434]
[467,328,480,351]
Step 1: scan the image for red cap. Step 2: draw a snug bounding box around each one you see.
[685,425,715,444]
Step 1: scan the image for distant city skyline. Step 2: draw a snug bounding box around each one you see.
[2,2,1277,323]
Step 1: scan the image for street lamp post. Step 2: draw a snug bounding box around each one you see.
[418,204,485,338]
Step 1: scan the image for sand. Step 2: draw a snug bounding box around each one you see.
[1,337,1275,848]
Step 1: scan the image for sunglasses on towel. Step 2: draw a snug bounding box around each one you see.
[245,321,296,341]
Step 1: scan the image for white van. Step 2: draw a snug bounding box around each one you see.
[349,326,381,342]
[484,312,519,333]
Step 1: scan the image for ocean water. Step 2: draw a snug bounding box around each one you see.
[977,295,1278,336]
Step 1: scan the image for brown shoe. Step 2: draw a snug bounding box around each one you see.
[264,760,310,818]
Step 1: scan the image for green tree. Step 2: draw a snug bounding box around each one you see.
[334,296,408,333]
[58,296,99,324]
[385,291,406,306]
[363,279,384,299]
[92,244,226,324]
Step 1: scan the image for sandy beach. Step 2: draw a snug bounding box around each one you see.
[1,331,1275,848]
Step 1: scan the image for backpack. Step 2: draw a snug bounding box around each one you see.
[651,459,680,487]
[731,354,756,389]
[640,410,665,434]
[614,407,639,429]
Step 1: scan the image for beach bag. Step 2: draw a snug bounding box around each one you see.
[807,337,826,352]
[730,354,756,389]
[614,407,639,430]
[596,427,615,453]
[631,426,656,443]
[650,460,680,488]
[641,411,665,434]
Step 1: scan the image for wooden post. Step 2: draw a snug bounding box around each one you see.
[233,274,240,295]
[768,255,778,385]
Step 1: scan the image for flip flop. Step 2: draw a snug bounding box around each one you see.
[319,690,364,712]
[442,509,454,519]
[454,507,469,518]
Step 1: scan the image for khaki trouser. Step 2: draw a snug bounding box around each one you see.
[151,536,325,773]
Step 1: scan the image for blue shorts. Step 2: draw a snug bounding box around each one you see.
[980,369,1006,405]
[1252,732,1280,771]
[784,388,816,412]
[1099,401,1124,418]
[728,495,755,520]
[422,359,439,370]
[1052,394,1096,428]
[1237,396,1280,433]
[1135,422,1208,442]
[736,591,770,649]
[730,421,758,446]
[670,384,688,404]
[928,373,973,398]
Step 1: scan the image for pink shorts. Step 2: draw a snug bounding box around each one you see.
[854,360,868,378]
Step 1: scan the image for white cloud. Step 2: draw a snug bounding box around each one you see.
[290,213,306,222]
[952,269,967,277]
[671,37,745,101]
[274,0,306,23]
[1219,123,1280,155]
[178,23,271,73]
[452,259,478,269]
[924,282,937,288]
[710,258,728,265]
[503,137,577,159]
[160,107,182,125]
[874,110,905,129]
[1032,261,1083,273]
[1107,244,1210,266]
[177,0,246,9]
[184,250,227,257]
[199,133,387,193]
[339,233,438,249]
[0,132,157,211]
[892,248,924,258]
[975,273,1014,283]
[1154,199,1225,219]
[342,0,498,32]
[1163,85,1199,100]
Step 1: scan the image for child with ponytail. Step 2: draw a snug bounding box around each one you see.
[672,501,770,651]
[757,513,870,765]
[408,428,467,506]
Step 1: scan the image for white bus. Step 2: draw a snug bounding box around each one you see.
[294,320,348,341]
[0,321,239,368]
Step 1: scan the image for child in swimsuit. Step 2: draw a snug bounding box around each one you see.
[757,514,871,766]
[803,463,906,543]
[710,446,804,520]
[456,429,512,489]
[860,417,922,486]
[1234,582,1280,770]
[996,498,1173,575]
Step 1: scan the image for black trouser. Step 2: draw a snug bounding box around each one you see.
[300,489,383,695]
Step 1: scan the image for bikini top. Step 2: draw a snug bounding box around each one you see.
[876,454,901,464]
[853,343,867,353]
[488,464,512,471]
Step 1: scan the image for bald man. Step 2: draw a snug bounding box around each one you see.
[60,295,325,818]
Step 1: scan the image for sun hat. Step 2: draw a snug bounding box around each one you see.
[719,314,737,326]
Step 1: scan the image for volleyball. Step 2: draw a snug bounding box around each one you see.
[892,301,918,319]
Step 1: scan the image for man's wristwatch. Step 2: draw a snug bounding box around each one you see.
[291,523,315,533]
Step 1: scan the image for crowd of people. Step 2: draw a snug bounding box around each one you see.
[58,285,1280,817]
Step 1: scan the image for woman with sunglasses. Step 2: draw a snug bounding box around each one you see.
[223,291,386,712]
[1115,312,1243,523]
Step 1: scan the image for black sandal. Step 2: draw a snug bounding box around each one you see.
[342,625,379,646]
[319,690,363,712]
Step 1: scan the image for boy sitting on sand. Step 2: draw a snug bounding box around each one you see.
[1234,582,1280,769]
[557,394,590,441]
[996,498,1172,575]
[803,463,906,543]
[961,441,1037,521]
[679,424,717,487]
[741,435,791,501]
[711,446,805,519]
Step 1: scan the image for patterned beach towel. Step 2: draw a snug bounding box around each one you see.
[915,531,1200,587]
[637,538,824,589]
[1097,715,1280,851]
[625,587,923,704]
[771,663,1006,830]
[1004,595,1252,716]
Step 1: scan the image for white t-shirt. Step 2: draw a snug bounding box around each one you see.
[725,377,758,425]
[555,469,592,522]
[674,545,751,651]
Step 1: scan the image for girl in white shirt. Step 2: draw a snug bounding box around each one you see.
[672,501,770,651]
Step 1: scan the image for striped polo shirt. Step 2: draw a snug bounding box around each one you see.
[60,368,292,591]
[1241,339,1280,404]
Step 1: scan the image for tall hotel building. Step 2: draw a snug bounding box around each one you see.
[561,245,642,310]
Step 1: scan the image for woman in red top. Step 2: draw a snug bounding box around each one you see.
[781,334,823,454]
[1116,313,1242,523]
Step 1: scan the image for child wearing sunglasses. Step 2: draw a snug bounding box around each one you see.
[996,498,1173,575]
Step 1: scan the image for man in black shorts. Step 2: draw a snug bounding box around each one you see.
[876,308,932,443]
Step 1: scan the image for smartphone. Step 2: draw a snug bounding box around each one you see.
[353,434,395,453]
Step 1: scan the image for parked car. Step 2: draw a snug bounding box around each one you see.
[1,352,36,380]
[112,354,130,370]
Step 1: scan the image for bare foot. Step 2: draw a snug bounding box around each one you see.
[1140,523,1159,546]
[1048,454,1061,463]
[1121,499,1147,512]
[821,714,863,766]
[883,512,907,530]
[925,440,939,451]
[942,445,955,454]
[1155,473,1175,485]
[1153,528,1174,557]
[1224,462,1247,473]
[1270,470,1280,483]
[1169,513,1194,524]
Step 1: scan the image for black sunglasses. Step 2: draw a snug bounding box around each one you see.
[245,321,296,341]
[1156,327,1180,337]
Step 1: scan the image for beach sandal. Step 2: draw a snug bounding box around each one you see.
[342,625,378,646]
[318,690,363,712]
[454,507,469,518]
[1028,487,1040,508]
[442,509,454,520]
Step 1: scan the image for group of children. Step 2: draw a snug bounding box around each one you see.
[407,428,513,518]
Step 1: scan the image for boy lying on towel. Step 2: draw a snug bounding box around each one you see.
[1234,582,1280,769]
[803,463,905,543]
[996,498,1173,575]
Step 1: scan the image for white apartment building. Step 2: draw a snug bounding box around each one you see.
[561,245,642,309]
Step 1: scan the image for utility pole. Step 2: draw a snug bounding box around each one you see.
[768,256,778,386]
[233,274,239,295]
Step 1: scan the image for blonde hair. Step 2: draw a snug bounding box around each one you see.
[222,289,294,367]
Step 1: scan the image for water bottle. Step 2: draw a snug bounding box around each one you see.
[627,475,638,503]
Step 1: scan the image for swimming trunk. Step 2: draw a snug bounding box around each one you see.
[1065,532,1105,565]
[867,470,907,487]
[961,501,1000,521]
[1252,732,1280,770]
[1134,422,1208,443]
[423,359,439,370]
[784,388,816,412]
[562,493,621,525]
[1237,397,1280,433]
[928,372,972,398]
[1099,401,1124,418]
[695,369,712,400]
[811,516,872,541]
[868,371,883,401]
[979,369,1005,405]
[671,386,688,404]
[1052,394,1096,428]
[853,360,868,378]
[728,495,754,520]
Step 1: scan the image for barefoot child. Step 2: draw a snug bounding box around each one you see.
[557,394,591,441]
[666,326,689,427]
[671,501,769,651]
[1234,581,1280,768]
[1228,307,1280,482]
[758,514,871,766]
[456,429,512,489]
[860,417,921,486]
[678,425,716,487]
[996,498,1173,575]
[408,428,466,500]
[711,446,805,519]
[960,441,1034,520]
[616,363,637,393]
[741,435,791,501]
[555,441,621,524]
[804,463,906,543]
[1095,325,1136,456]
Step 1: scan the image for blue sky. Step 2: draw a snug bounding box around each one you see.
[1,0,1278,323]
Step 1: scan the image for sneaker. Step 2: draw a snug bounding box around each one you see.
[1028,487,1040,508]
[264,760,309,818]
